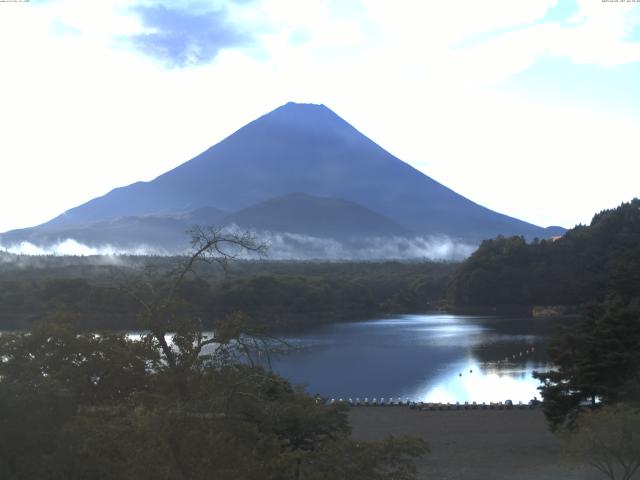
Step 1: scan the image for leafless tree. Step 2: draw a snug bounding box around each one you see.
[121,226,268,375]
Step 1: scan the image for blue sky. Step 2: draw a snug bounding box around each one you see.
[0,0,639,232]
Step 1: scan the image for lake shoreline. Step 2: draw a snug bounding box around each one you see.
[267,313,556,403]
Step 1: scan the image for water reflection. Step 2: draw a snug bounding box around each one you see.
[267,314,560,402]
[416,359,544,403]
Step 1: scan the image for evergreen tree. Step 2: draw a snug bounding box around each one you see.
[534,298,640,430]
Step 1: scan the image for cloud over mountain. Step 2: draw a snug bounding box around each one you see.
[0,102,565,259]
[127,2,252,67]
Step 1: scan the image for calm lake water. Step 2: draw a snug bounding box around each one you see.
[262,314,564,403]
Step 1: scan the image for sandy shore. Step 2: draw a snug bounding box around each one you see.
[349,407,601,480]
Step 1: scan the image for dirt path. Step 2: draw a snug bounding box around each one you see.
[349,407,601,480]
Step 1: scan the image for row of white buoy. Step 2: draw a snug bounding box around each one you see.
[317,345,541,408]
[324,398,539,409]
[324,397,411,406]
[453,346,537,378]
[410,400,538,410]
[496,346,536,365]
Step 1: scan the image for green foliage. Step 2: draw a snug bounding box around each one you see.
[209,274,378,325]
[0,259,455,330]
[561,405,640,480]
[533,299,640,430]
[0,377,76,480]
[0,313,157,404]
[0,231,428,479]
[0,317,427,479]
[449,198,640,308]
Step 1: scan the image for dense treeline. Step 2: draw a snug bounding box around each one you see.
[508,200,640,478]
[532,270,640,478]
[0,230,428,479]
[534,298,640,428]
[0,256,455,330]
[448,199,640,308]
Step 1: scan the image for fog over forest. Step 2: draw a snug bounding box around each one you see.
[0,232,475,261]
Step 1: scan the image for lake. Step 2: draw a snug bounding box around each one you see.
[262,314,565,404]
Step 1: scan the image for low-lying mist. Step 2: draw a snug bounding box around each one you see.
[256,231,475,261]
[0,231,476,261]
[0,239,171,257]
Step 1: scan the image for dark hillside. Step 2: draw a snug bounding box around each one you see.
[448,198,640,308]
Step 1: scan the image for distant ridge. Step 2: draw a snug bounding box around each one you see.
[223,193,409,239]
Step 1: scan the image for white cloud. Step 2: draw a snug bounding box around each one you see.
[363,0,556,47]
[549,0,640,66]
[0,0,638,235]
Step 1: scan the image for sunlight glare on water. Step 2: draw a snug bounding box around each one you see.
[268,314,556,403]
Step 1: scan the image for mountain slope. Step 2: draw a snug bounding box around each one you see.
[0,207,227,252]
[33,102,560,243]
[0,194,409,252]
[224,193,408,239]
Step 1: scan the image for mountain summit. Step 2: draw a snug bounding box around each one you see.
[2,102,563,256]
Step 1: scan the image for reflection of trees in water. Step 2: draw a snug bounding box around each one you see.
[469,337,549,369]
[468,317,581,370]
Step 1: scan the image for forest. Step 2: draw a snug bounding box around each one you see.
[470,200,640,480]
[2,201,640,479]
[448,199,640,309]
[0,252,455,331]
[0,229,428,479]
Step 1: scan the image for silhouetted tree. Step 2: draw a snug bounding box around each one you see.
[534,298,640,430]
[0,225,428,480]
